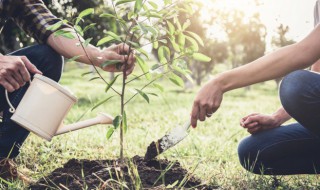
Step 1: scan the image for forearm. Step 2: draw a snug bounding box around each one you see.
[311,59,320,72]
[217,25,320,92]
[46,29,101,66]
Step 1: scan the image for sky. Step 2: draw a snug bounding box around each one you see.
[206,0,316,51]
[259,0,315,44]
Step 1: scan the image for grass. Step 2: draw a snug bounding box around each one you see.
[3,63,320,189]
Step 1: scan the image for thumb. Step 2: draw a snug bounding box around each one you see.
[22,56,43,74]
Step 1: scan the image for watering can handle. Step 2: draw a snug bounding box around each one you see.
[5,80,32,114]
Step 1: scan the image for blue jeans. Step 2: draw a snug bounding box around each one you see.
[238,70,320,175]
[0,45,63,158]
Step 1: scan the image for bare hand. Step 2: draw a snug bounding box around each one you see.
[0,55,42,92]
[96,43,135,75]
[191,79,224,128]
[240,113,280,134]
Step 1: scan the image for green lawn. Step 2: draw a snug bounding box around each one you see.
[5,64,320,189]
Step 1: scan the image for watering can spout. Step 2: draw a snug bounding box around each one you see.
[55,113,114,135]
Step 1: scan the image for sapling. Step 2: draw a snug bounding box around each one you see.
[50,0,211,160]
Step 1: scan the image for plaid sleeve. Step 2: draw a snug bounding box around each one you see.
[4,0,71,43]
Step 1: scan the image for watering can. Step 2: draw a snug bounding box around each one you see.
[5,74,113,141]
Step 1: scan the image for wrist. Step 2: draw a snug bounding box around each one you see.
[87,46,103,66]
[213,73,232,93]
[271,112,285,126]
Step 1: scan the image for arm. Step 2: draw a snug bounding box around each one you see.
[191,25,320,127]
[46,30,135,75]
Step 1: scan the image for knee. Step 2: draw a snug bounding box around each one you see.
[279,70,309,114]
[37,45,64,82]
[238,137,264,174]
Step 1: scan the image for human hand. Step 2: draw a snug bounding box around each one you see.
[0,55,42,92]
[240,113,281,134]
[95,43,135,75]
[191,79,224,128]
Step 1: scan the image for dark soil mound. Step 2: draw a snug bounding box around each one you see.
[29,156,217,189]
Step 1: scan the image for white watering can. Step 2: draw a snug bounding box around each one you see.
[5,74,113,141]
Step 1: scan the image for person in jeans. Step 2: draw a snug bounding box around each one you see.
[0,0,135,181]
[191,0,320,175]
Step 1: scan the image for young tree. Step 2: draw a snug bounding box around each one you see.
[52,0,211,160]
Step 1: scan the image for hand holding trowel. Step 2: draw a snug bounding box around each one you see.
[144,120,191,161]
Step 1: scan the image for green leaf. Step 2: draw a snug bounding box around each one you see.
[79,8,94,18]
[115,0,135,6]
[113,115,122,129]
[97,36,114,46]
[83,23,96,33]
[147,92,158,97]
[135,89,150,103]
[106,31,121,41]
[164,0,172,5]
[146,12,162,18]
[185,36,199,51]
[128,41,140,48]
[182,19,191,31]
[105,75,120,94]
[99,13,116,19]
[169,38,180,52]
[136,55,151,80]
[145,26,158,36]
[101,60,122,68]
[175,19,182,31]
[47,21,63,31]
[192,53,211,62]
[167,21,175,35]
[74,25,83,36]
[89,77,100,81]
[66,55,82,63]
[137,22,148,34]
[169,73,184,87]
[178,33,185,47]
[153,83,164,92]
[153,41,159,49]
[158,46,170,64]
[83,38,92,47]
[81,71,93,77]
[134,0,143,13]
[136,48,149,59]
[54,30,75,39]
[148,1,158,9]
[76,8,94,25]
[123,111,128,133]
[91,96,114,111]
[106,128,114,140]
[127,11,135,20]
[186,31,204,46]
[158,46,166,64]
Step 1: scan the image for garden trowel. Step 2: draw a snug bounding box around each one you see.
[144,120,191,161]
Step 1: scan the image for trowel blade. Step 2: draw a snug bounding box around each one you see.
[144,122,190,161]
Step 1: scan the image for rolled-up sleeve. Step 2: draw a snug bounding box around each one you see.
[3,0,71,43]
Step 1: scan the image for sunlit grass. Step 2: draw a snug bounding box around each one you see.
[6,64,320,189]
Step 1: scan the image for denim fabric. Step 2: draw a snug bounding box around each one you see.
[0,45,63,158]
[238,70,320,175]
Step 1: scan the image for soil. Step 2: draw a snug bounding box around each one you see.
[144,140,163,161]
[29,156,218,190]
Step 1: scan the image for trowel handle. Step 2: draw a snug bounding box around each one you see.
[183,120,191,131]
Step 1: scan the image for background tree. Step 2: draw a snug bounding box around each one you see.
[272,24,295,89]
